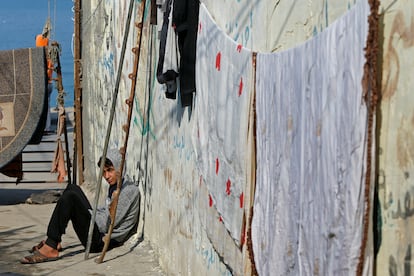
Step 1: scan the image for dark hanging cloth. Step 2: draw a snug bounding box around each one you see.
[0,153,23,183]
[156,0,179,100]
[172,0,199,107]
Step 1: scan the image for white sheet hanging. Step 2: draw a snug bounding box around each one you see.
[193,3,253,244]
[253,0,370,274]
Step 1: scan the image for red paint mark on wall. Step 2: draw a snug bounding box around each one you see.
[209,194,213,207]
[237,44,242,52]
[199,22,202,33]
[238,77,243,96]
[226,178,231,195]
[219,216,223,222]
[215,52,221,71]
[216,158,219,175]
[239,192,244,208]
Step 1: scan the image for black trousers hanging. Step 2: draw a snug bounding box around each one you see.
[45,184,104,253]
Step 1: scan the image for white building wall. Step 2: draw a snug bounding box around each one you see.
[375,1,414,275]
[79,0,414,275]
[81,1,234,274]
[201,0,355,52]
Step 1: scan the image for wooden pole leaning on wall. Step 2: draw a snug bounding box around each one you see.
[84,0,136,260]
[95,0,147,264]
[356,0,380,274]
[73,0,83,185]
[244,52,258,276]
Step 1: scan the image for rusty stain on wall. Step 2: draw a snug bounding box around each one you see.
[382,11,414,100]
[164,168,172,187]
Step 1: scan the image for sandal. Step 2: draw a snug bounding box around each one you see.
[29,240,63,253]
[20,251,60,264]
[29,240,45,253]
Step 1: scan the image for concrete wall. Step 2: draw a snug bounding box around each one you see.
[78,0,414,274]
[202,0,354,52]
[375,1,414,275]
[81,1,234,274]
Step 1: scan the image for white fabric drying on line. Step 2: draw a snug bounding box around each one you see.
[193,3,253,245]
[253,0,370,275]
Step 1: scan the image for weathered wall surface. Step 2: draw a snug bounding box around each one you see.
[376,0,414,275]
[81,1,235,275]
[201,0,354,52]
[78,0,414,275]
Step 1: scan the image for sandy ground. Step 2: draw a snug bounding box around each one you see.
[0,108,165,276]
[0,200,165,276]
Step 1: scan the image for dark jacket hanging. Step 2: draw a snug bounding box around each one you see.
[172,0,199,107]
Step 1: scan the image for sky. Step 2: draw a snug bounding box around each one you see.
[0,0,76,106]
[0,0,75,51]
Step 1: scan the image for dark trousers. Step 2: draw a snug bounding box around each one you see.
[45,184,104,253]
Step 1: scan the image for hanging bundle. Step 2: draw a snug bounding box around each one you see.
[48,42,65,107]
[156,0,179,99]
[49,40,71,185]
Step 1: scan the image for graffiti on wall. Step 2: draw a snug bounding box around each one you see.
[376,4,414,273]
[389,244,411,276]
